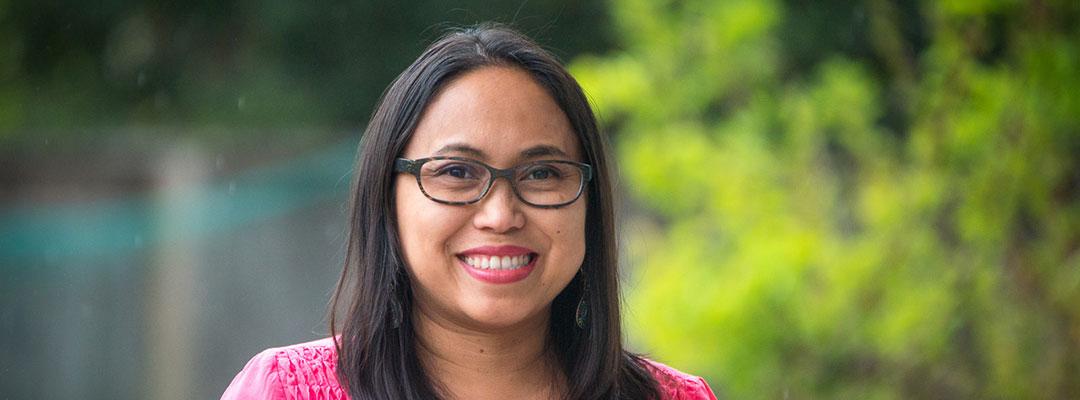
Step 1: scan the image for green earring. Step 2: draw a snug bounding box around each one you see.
[575,277,589,329]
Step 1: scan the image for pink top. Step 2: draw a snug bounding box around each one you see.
[221,337,717,400]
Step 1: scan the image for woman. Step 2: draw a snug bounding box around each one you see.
[221,25,717,400]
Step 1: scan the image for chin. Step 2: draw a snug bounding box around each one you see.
[460,298,547,330]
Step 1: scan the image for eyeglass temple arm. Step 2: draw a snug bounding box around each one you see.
[395,158,419,174]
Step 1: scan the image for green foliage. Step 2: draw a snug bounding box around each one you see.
[0,0,614,145]
[573,0,1080,398]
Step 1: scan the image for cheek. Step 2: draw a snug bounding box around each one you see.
[396,179,441,259]
[551,204,588,269]
[395,178,467,265]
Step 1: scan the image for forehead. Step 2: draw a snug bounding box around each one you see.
[403,66,581,163]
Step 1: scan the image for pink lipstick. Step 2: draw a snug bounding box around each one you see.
[457,245,537,284]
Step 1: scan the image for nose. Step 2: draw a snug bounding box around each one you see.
[472,178,525,232]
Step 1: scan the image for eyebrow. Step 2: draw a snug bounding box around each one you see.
[432,143,570,160]
[520,145,569,159]
[433,143,485,158]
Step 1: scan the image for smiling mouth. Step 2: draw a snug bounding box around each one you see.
[457,254,537,270]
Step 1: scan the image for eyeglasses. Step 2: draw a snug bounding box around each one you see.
[394,156,592,208]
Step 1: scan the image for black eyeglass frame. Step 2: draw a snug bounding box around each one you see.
[394,156,593,209]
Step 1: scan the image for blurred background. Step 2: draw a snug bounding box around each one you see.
[1,0,1078,399]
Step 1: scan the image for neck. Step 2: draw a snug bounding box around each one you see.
[413,305,564,400]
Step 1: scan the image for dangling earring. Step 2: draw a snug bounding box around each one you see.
[575,275,589,329]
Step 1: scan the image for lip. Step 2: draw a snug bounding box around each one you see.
[457,245,537,284]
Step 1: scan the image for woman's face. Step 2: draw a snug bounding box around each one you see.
[395,66,587,331]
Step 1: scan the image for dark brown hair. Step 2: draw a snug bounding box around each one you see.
[329,24,660,400]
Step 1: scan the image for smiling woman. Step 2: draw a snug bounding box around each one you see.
[395,66,589,339]
[220,25,717,400]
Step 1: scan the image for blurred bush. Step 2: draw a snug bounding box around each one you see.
[572,0,1080,398]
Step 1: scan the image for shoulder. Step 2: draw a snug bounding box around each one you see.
[639,358,719,400]
[220,337,347,400]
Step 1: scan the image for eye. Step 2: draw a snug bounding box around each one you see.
[434,163,480,179]
[523,165,562,180]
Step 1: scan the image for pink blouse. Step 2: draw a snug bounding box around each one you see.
[221,337,717,400]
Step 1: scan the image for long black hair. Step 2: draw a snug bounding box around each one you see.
[329,24,661,400]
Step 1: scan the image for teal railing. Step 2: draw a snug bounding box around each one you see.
[0,139,358,266]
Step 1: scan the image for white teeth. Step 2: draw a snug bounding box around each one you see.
[463,254,532,270]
